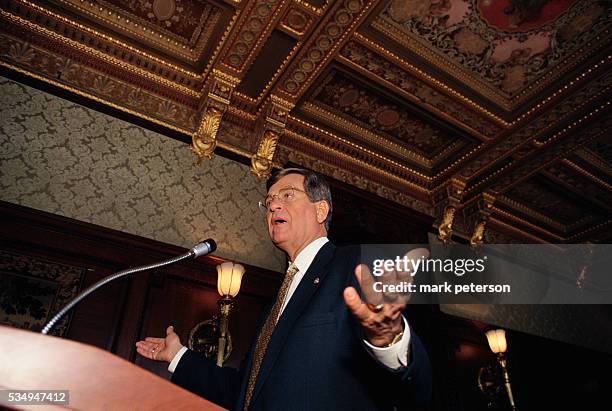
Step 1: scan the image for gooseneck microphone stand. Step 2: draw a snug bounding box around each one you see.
[41,239,217,335]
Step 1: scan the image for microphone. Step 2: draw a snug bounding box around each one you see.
[191,238,217,257]
[41,239,217,335]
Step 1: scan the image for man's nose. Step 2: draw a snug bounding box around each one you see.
[267,195,283,211]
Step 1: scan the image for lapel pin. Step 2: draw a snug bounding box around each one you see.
[313,277,320,284]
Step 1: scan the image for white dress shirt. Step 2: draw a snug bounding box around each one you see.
[169,236,410,372]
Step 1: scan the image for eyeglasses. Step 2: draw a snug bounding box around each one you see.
[258,187,306,213]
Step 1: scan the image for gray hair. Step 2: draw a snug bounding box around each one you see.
[266,168,333,231]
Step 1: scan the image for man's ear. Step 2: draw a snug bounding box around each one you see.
[316,201,330,224]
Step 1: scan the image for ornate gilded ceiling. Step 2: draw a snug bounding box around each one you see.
[0,0,610,243]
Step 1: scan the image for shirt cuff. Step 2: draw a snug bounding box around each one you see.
[168,346,188,373]
[363,316,411,370]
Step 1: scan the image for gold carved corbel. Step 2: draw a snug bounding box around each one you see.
[190,70,239,163]
[470,193,496,247]
[191,106,222,163]
[470,220,487,247]
[438,206,456,244]
[250,95,293,179]
[436,178,466,243]
[251,130,279,179]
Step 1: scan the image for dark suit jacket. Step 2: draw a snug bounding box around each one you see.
[172,242,432,410]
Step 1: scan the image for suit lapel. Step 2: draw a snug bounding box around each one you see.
[249,242,336,405]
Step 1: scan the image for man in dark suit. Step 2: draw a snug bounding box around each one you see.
[136,168,431,410]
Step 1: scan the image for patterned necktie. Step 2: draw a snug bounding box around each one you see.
[243,262,299,410]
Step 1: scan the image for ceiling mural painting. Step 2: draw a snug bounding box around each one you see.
[476,0,579,32]
[372,0,610,110]
[0,0,609,243]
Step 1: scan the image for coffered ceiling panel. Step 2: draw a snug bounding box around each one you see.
[26,0,233,68]
[299,67,478,175]
[504,175,602,228]
[0,0,610,243]
[367,0,610,114]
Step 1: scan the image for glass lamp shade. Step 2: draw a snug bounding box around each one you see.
[485,329,507,354]
[216,262,245,297]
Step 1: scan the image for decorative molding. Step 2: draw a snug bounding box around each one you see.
[490,108,612,194]
[304,69,473,166]
[1,1,203,81]
[300,103,441,169]
[490,210,564,242]
[460,73,612,182]
[560,160,612,192]
[497,196,573,233]
[277,0,378,100]
[342,36,507,131]
[220,0,286,73]
[279,5,316,37]
[0,32,200,129]
[286,115,432,188]
[54,0,224,61]
[0,60,198,133]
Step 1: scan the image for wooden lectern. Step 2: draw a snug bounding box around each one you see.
[0,326,225,410]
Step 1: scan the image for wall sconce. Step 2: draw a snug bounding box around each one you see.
[479,329,517,410]
[215,262,244,366]
[188,262,245,366]
[486,329,507,354]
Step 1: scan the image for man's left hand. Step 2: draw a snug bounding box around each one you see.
[343,247,429,347]
[343,263,405,347]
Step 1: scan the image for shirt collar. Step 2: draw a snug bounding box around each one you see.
[292,237,329,275]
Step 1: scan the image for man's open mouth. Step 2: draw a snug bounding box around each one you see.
[273,217,287,225]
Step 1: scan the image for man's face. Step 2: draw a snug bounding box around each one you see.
[265,173,328,259]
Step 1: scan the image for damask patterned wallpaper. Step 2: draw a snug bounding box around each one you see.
[0,77,285,272]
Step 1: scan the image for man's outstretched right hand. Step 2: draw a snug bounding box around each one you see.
[135,325,183,363]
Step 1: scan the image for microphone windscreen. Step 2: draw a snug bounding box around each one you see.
[192,239,217,257]
[204,238,217,253]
